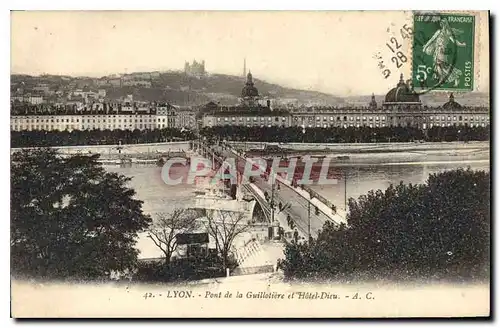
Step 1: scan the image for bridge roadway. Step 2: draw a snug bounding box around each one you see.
[205,143,341,240]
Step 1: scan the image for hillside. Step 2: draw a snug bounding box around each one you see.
[11,71,344,106]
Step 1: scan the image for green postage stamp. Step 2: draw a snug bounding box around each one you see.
[412,12,475,92]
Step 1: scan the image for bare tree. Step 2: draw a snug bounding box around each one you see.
[205,210,252,270]
[147,209,199,265]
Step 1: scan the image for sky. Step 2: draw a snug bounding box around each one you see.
[11,11,489,96]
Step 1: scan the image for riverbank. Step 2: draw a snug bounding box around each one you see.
[10,141,191,159]
[232,140,489,153]
[10,140,489,166]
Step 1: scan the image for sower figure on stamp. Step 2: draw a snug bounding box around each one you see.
[423,18,466,87]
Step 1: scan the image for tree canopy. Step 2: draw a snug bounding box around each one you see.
[11,128,194,148]
[279,168,490,282]
[200,125,489,143]
[11,148,152,279]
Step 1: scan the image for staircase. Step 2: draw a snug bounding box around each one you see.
[234,238,268,268]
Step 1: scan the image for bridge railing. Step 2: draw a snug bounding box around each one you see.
[226,143,343,222]
[201,141,341,224]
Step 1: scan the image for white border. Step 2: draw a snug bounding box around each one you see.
[2,1,496,326]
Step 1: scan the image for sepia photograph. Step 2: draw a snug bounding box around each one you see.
[9,10,490,318]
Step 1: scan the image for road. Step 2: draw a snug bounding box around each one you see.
[211,144,337,239]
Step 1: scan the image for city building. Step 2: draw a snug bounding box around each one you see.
[33,83,50,94]
[202,72,287,128]
[174,108,197,129]
[184,59,206,77]
[27,95,44,105]
[200,73,489,129]
[122,80,152,88]
[10,72,489,133]
[156,103,177,129]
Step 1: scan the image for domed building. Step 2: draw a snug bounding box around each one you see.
[240,71,262,107]
[382,73,421,110]
[442,93,462,110]
[241,71,259,98]
[380,73,425,128]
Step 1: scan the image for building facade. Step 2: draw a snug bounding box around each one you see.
[200,73,489,129]
[10,73,489,133]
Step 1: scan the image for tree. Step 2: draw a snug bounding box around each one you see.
[279,168,490,281]
[11,148,152,280]
[146,209,199,265]
[205,210,252,270]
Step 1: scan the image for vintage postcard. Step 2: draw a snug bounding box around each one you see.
[10,10,490,318]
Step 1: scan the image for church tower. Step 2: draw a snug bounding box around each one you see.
[243,58,247,78]
[369,93,378,109]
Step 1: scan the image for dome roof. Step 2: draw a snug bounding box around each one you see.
[384,74,420,103]
[443,93,462,109]
[241,71,259,98]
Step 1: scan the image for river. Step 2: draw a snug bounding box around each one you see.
[107,153,489,259]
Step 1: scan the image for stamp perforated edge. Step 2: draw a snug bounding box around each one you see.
[407,10,485,96]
